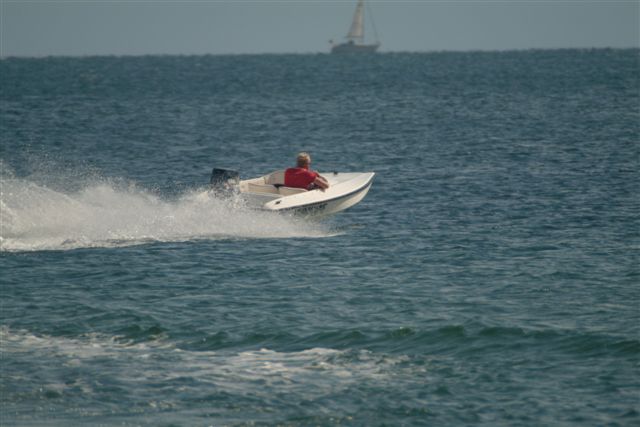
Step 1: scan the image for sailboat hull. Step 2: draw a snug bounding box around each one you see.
[331,43,380,54]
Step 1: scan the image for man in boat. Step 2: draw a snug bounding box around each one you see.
[285,152,330,191]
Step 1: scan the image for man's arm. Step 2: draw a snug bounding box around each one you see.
[312,175,329,190]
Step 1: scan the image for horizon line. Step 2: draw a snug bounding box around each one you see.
[2,46,638,60]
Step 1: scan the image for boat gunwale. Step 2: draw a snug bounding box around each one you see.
[267,172,375,212]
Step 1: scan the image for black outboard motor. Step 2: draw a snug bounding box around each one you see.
[210,168,240,194]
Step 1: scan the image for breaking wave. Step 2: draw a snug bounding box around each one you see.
[0,175,331,252]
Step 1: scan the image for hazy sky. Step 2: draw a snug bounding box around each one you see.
[1,0,638,57]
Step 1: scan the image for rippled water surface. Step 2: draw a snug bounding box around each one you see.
[1,50,639,426]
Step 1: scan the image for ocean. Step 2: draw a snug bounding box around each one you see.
[1,49,638,426]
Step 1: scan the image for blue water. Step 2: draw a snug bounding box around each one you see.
[1,50,639,426]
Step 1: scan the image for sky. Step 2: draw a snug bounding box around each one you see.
[1,0,638,57]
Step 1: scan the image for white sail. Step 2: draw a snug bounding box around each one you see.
[346,0,365,41]
[330,0,380,53]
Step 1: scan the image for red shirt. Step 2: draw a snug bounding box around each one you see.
[284,168,318,189]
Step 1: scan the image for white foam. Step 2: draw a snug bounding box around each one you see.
[0,177,331,252]
[1,327,412,399]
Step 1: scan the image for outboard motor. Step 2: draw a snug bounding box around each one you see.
[210,168,240,195]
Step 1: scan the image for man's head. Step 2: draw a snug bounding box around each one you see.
[296,152,311,169]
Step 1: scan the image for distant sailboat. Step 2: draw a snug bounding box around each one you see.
[330,0,380,54]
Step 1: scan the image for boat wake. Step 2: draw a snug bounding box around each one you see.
[1,326,413,418]
[0,175,334,252]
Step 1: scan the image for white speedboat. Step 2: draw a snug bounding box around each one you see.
[211,169,375,217]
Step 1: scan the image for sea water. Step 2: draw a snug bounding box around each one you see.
[1,50,638,426]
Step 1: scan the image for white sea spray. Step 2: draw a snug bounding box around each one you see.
[0,176,330,251]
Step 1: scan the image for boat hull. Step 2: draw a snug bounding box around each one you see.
[331,43,380,54]
[266,174,374,217]
[239,172,375,218]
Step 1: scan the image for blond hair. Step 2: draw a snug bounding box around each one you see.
[296,152,311,168]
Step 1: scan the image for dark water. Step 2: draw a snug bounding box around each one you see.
[1,50,639,426]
